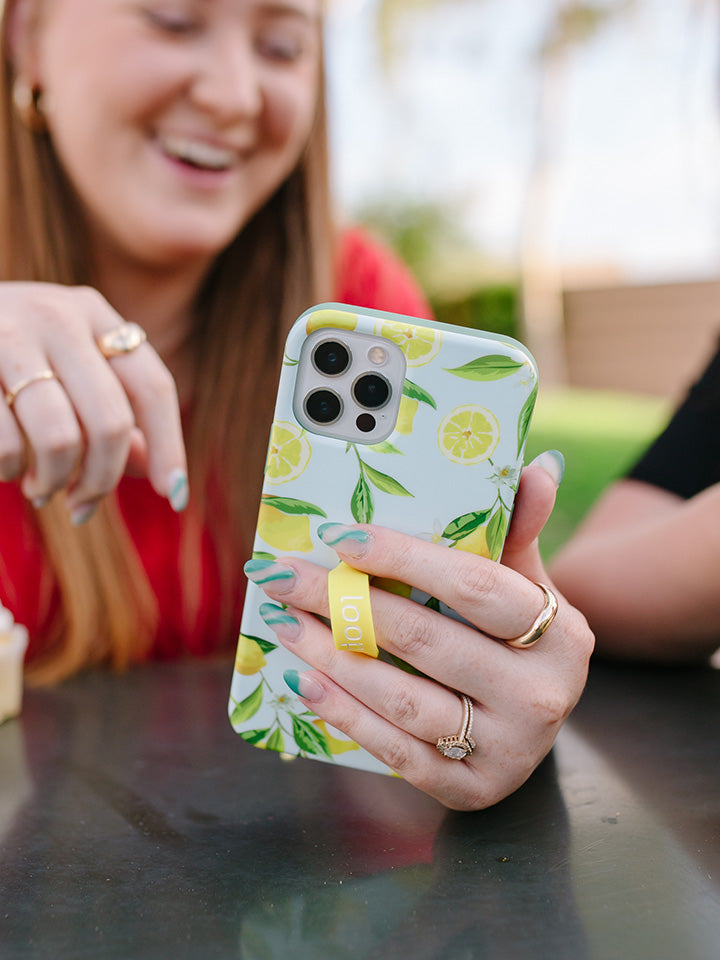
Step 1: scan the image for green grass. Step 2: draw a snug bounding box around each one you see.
[524,389,671,560]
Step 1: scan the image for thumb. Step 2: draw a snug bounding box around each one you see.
[501,450,565,580]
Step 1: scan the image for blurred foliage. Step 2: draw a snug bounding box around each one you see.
[539,1,636,60]
[374,0,447,66]
[374,0,636,68]
[357,199,467,283]
[432,285,519,341]
[358,197,521,339]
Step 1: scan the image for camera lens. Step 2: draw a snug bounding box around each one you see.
[304,389,342,424]
[313,340,350,376]
[353,374,390,409]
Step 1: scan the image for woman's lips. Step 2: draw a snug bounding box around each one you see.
[157,134,237,172]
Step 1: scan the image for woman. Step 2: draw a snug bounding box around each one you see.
[551,342,720,663]
[0,0,593,810]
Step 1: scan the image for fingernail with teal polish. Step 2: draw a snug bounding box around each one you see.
[244,558,295,589]
[284,669,325,703]
[530,450,565,488]
[167,468,189,512]
[259,602,301,639]
[317,522,370,555]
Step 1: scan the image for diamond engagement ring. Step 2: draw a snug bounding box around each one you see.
[436,693,476,760]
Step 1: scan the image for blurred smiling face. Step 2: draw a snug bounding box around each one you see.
[18,0,322,268]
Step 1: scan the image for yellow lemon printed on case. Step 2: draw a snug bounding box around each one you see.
[264,421,311,484]
[305,309,358,334]
[235,634,267,675]
[379,320,441,367]
[256,502,313,552]
[454,524,491,558]
[438,404,500,464]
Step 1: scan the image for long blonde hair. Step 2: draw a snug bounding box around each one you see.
[0,8,334,683]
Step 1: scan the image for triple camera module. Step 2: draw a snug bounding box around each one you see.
[293,328,406,445]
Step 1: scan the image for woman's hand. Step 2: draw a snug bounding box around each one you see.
[0,282,187,520]
[247,457,595,811]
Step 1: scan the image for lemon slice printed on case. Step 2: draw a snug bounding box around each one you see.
[379,320,441,367]
[438,404,500,464]
[265,421,312,485]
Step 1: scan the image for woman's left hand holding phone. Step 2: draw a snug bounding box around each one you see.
[247,458,595,811]
[0,282,188,522]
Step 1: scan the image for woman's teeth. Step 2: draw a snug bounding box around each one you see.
[161,136,234,171]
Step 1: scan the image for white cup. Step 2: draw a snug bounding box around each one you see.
[0,612,29,723]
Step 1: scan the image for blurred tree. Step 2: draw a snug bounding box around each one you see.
[357,199,469,285]
[520,1,636,384]
[370,0,638,379]
[358,197,518,335]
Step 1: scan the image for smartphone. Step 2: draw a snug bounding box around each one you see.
[228,303,538,775]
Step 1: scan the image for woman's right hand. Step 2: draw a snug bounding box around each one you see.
[0,282,188,522]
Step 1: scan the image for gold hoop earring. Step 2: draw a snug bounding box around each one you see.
[12,78,47,133]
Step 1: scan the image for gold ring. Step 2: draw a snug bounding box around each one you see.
[4,369,57,408]
[96,322,147,359]
[503,582,558,649]
[436,693,475,760]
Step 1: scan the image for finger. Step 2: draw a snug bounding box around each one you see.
[260,597,490,744]
[0,396,26,481]
[259,606,533,810]
[314,522,559,646]
[248,559,551,705]
[47,344,135,512]
[501,451,564,579]
[259,605,486,807]
[104,346,187,505]
[300,673,490,810]
[44,293,188,509]
[1,360,83,502]
[306,671,546,810]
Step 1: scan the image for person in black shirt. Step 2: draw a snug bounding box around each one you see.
[551,340,720,660]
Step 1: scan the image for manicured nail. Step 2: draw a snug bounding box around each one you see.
[32,495,50,510]
[283,669,326,703]
[529,450,565,488]
[69,502,98,526]
[244,558,296,591]
[317,522,371,557]
[259,602,301,639]
[167,468,189,512]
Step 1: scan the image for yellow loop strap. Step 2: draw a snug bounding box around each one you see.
[328,562,379,658]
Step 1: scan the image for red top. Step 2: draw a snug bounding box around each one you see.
[0,227,432,663]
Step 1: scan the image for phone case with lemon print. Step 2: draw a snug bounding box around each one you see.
[229,303,539,775]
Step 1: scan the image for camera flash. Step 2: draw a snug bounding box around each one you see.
[368,346,387,365]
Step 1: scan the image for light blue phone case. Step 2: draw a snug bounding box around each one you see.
[228,304,538,775]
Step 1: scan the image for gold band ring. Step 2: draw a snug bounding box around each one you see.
[4,369,58,408]
[436,693,476,760]
[503,582,558,649]
[96,322,147,359]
